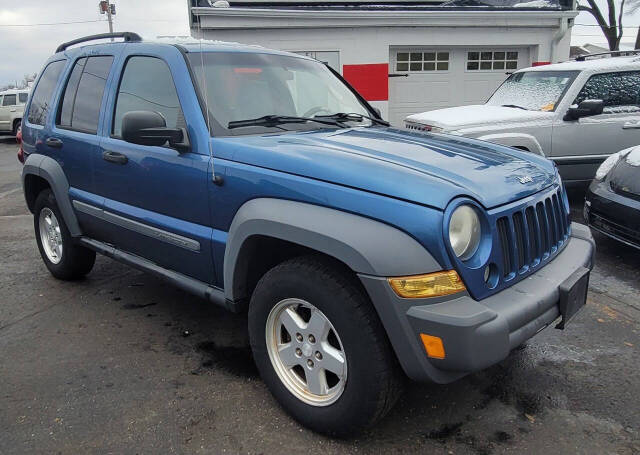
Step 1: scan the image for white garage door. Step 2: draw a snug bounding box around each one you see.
[388,47,530,126]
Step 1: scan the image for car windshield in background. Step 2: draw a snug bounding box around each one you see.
[487,71,579,112]
[187,52,372,136]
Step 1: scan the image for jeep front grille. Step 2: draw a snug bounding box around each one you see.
[495,187,570,278]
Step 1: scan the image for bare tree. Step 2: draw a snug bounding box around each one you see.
[628,0,640,49]
[578,0,626,51]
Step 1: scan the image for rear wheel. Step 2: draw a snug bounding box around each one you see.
[34,189,95,280]
[12,119,21,137]
[248,256,403,436]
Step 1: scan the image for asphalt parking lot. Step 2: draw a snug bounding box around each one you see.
[0,137,638,454]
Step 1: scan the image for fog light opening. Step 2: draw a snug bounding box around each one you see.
[484,263,498,289]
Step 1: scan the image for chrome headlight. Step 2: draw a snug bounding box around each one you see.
[449,205,481,260]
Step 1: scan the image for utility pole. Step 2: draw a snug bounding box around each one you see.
[98,1,115,39]
[106,4,113,35]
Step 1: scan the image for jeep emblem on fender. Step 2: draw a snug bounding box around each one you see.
[518,175,533,184]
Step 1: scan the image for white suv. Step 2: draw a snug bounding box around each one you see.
[405,53,640,185]
[0,89,29,136]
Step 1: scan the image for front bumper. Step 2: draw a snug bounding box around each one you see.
[359,222,595,384]
[585,179,640,250]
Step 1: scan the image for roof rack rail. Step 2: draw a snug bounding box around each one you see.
[56,32,142,53]
[575,49,640,61]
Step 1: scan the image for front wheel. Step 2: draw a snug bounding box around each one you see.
[248,256,403,436]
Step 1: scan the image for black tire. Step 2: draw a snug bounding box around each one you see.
[12,119,21,137]
[33,189,95,280]
[248,256,403,436]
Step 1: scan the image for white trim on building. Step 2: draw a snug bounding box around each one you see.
[189,3,578,125]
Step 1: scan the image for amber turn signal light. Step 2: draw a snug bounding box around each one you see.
[420,334,445,359]
[388,270,465,298]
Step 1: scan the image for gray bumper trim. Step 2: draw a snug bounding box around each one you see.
[360,222,595,384]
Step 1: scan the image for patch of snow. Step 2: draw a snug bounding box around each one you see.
[441,0,560,6]
[405,105,551,129]
[526,55,640,73]
[513,0,554,7]
[626,146,640,166]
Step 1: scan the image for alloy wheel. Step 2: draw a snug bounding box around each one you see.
[265,298,347,406]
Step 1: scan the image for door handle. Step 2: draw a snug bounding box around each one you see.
[102,150,128,165]
[622,121,640,129]
[45,137,63,148]
[10,109,16,112]
[388,74,409,78]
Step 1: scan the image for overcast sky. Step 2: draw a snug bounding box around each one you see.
[0,0,637,86]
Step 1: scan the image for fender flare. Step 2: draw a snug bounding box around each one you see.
[476,132,545,156]
[22,153,82,237]
[223,198,441,302]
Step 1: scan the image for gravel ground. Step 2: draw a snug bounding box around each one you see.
[0,137,638,454]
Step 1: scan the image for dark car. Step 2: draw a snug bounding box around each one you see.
[584,147,640,249]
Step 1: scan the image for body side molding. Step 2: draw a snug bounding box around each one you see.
[73,200,201,252]
[224,198,441,302]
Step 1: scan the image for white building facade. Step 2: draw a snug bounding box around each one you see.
[188,1,578,125]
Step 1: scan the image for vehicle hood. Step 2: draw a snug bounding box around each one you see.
[216,127,557,210]
[405,105,553,131]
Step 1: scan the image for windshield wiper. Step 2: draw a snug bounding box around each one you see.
[314,112,390,126]
[501,104,529,111]
[228,114,345,130]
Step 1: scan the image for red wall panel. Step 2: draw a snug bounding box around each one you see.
[342,63,389,101]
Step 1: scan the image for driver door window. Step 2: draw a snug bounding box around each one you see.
[112,56,185,138]
[574,71,640,113]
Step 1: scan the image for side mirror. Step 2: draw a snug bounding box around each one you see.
[564,99,604,121]
[121,110,187,149]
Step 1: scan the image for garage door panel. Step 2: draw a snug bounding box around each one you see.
[424,81,451,103]
[463,79,501,104]
[391,79,451,104]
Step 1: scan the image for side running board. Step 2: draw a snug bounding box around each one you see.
[78,237,239,312]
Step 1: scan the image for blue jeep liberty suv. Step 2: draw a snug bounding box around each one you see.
[20,32,595,435]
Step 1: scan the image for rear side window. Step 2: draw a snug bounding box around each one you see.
[57,56,114,134]
[112,56,185,138]
[19,93,28,103]
[28,60,66,126]
[2,94,16,106]
[574,71,640,113]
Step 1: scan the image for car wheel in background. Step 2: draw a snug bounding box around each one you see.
[12,120,21,137]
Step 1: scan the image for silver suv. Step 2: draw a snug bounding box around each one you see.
[405,52,640,186]
[0,89,29,136]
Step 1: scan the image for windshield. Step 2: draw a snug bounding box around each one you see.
[487,71,579,111]
[187,52,372,136]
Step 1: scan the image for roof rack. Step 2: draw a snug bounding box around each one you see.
[575,49,640,61]
[56,32,142,53]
